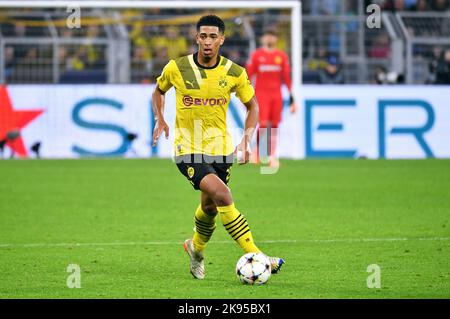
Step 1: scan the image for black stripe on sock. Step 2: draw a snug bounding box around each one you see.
[195,217,214,228]
[225,216,245,232]
[195,223,216,231]
[195,220,215,229]
[229,222,249,238]
[195,228,214,237]
[223,213,242,227]
[232,224,249,238]
[196,227,215,236]
[234,229,251,241]
[195,226,214,235]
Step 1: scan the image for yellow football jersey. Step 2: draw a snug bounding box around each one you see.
[156,53,255,156]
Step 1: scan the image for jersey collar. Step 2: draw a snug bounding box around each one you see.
[193,52,221,70]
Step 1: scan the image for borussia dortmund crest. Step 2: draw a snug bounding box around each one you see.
[219,77,228,88]
[187,167,195,179]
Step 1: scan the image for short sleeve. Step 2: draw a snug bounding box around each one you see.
[156,60,175,92]
[235,69,255,104]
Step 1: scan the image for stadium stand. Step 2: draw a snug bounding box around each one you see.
[0,1,449,84]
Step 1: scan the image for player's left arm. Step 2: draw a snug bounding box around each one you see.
[237,95,259,165]
[282,52,297,114]
[235,69,259,165]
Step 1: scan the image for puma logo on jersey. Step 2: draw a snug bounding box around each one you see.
[185,80,195,87]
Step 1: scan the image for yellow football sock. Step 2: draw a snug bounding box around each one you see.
[192,204,216,252]
[218,203,260,253]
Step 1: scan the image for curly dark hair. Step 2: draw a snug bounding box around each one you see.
[196,15,225,34]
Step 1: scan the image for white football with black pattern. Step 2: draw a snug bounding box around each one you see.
[236,252,271,285]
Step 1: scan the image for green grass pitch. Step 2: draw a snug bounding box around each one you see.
[0,159,449,299]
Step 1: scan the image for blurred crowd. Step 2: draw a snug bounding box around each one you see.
[427,48,450,84]
[1,8,253,84]
[127,9,251,83]
[3,22,108,83]
[302,0,450,14]
[1,2,450,85]
[370,0,450,12]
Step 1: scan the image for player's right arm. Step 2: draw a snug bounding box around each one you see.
[152,60,175,147]
[152,86,169,147]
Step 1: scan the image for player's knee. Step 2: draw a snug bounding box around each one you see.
[202,203,218,216]
[213,188,233,207]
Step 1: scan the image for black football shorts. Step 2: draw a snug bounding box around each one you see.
[175,154,234,190]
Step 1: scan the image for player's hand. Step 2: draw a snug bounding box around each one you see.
[235,140,251,165]
[290,102,297,114]
[152,119,169,147]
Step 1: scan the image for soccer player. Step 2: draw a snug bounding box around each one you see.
[246,28,297,167]
[152,15,285,280]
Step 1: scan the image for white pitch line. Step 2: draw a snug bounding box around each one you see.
[0,237,449,249]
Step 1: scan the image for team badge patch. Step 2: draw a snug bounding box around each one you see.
[219,77,228,88]
[275,56,282,64]
[187,167,195,179]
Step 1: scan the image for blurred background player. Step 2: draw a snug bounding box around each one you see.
[246,28,296,168]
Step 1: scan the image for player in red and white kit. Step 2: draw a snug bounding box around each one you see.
[246,29,296,168]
